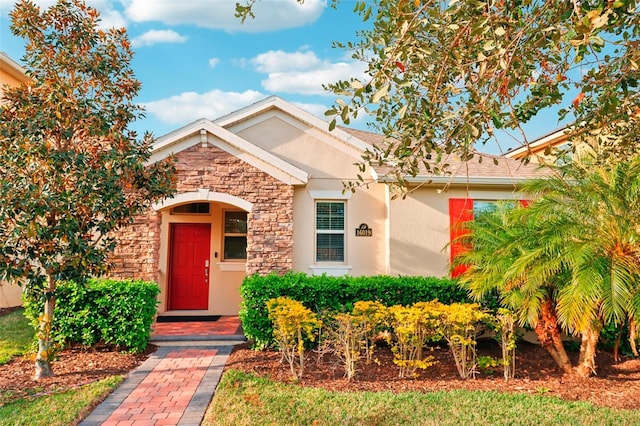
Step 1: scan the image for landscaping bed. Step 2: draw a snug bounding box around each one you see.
[223,339,640,410]
[0,344,154,406]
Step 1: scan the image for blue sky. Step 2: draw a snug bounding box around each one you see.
[1,1,372,135]
[0,0,571,155]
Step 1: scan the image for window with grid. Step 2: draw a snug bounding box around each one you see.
[315,201,345,262]
[223,211,247,260]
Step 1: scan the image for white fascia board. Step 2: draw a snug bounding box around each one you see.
[505,127,570,158]
[0,51,27,81]
[148,118,308,186]
[151,118,210,154]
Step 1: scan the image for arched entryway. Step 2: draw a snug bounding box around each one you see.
[154,190,253,316]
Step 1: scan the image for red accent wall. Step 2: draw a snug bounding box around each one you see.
[449,198,474,278]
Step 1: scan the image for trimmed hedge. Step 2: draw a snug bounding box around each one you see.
[24,278,160,353]
[239,272,470,348]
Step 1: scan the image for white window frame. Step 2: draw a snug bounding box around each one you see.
[315,200,346,263]
[307,190,352,276]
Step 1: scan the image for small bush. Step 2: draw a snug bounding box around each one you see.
[438,302,489,379]
[240,272,467,348]
[24,278,160,353]
[490,308,517,380]
[320,312,367,380]
[266,297,321,379]
[387,302,441,378]
[351,300,389,363]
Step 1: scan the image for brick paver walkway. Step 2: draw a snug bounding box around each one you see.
[80,316,245,426]
[151,316,242,339]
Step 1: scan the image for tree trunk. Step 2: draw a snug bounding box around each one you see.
[630,319,638,357]
[576,323,602,378]
[533,297,573,375]
[34,276,57,380]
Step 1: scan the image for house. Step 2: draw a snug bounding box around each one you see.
[1,52,553,314]
[107,96,549,317]
[0,52,30,308]
[0,52,28,97]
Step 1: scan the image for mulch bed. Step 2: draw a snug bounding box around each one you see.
[2,302,639,411]
[0,306,155,406]
[224,339,640,410]
[0,344,155,406]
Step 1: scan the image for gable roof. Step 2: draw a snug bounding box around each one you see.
[150,117,309,186]
[150,96,551,188]
[215,96,374,163]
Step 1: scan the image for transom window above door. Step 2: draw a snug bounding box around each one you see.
[171,202,210,215]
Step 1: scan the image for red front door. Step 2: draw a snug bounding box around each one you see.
[168,223,211,310]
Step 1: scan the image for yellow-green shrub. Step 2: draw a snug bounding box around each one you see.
[387,301,441,378]
[351,300,389,363]
[493,308,517,380]
[266,297,321,379]
[321,312,367,380]
[438,302,489,379]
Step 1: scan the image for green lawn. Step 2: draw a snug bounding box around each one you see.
[0,376,122,426]
[0,309,34,364]
[204,370,640,426]
[0,309,122,425]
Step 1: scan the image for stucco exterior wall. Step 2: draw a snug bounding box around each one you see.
[234,113,389,276]
[389,185,526,277]
[292,182,389,276]
[0,281,23,308]
[235,115,360,179]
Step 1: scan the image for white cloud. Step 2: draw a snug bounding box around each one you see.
[124,0,326,32]
[245,48,369,96]
[142,89,267,126]
[131,29,187,47]
[93,0,127,29]
[261,60,368,96]
[208,57,220,68]
[252,49,320,73]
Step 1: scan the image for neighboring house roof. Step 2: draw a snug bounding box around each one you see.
[505,126,571,160]
[0,51,28,84]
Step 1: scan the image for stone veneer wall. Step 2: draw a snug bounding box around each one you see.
[109,208,161,281]
[110,143,294,280]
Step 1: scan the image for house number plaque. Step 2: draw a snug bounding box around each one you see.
[355,223,372,237]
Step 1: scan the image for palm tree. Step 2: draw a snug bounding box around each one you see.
[454,202,573,374]
[458,156,640,377]
[521,157,640,376]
